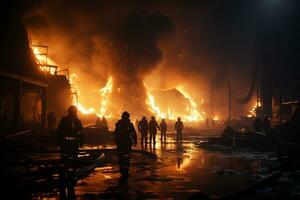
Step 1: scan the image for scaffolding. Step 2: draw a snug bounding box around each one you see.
[57,68,78,107]
[31,44,58,75]
[29,38,79,108]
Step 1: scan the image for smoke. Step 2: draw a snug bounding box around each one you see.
[96,13,174,116]
[24,1,174,118]
[23,0,261,119]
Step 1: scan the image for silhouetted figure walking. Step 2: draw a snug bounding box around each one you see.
[149,116,160,145]
[253,117,262,132]
[47,112,56,136]
[96,117,101,127]
[175,117,184,142]
[57,105,84,199]
[160,119,167,142]
[262,116,271,133]
[135,119,139,129]
[101,116,109,133]
[114,111,137,178]
[138,116,148,146]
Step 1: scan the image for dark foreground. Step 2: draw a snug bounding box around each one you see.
[26,129,283,199]
[2,127,300,199]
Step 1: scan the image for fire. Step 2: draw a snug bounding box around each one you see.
[213,115,220,121]
[72,75,114,118]
[31,44,114,118]
[31,43,204,121]
[146,93,167,119]
[247,102,260,117]
[77,102,96,115]
[99,76,113,117]
[31,46,57,75]
[176,85,205,122]
[146,86,205,122]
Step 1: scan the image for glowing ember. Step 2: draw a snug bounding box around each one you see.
[247,102,260,117]
[213,115,220,121]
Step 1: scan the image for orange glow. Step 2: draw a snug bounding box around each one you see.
[247,102,259,117]
[213,115,220,121]
[32,43,114,118]
[146,93,167,119]
[71,75,114,118]
[176,144,194,172]
[257,101,262,107]
[99,76,113,117]
[77,102,96,115]
[176,85,205,122]
[146,85,205,122]
[31,46,57,75]
[32,42,205,121]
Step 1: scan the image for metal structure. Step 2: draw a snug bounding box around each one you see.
[31,44,58,75]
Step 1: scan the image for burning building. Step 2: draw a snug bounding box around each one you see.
[0,3,74,135]
[25,5,208,124]
[14,0,298,129]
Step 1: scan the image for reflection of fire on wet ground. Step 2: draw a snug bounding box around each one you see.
[75,134,277,199]
[32,131,279,199]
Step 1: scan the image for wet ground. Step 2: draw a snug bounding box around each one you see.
[32,130,278,199]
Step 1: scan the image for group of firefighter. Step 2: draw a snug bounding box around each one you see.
[137,116,184,146]
[48,105,185,188]
[115,113,185,178]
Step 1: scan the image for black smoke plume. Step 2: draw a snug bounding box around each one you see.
[24,1,174,118]
[106,13,174,116]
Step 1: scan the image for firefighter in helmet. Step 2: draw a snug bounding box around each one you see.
[160,119,167,143]
[114,111,137,177]
[57,105,84,198]
[138,116,149,146]
[175,117,184,143]
[149,116,160,145]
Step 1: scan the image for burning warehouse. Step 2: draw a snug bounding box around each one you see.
[0,40,73,134]
[1,0,300,199]
[0,0,75,134]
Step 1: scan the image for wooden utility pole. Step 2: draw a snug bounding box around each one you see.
[210,79,214,119]
[228,77,232,121]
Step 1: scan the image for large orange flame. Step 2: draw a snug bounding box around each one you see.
[32,46,57,75]
[32,45,113,118]
[32,43,205,121]
[99,76,113,117]
[247,102,261,117]
[146,85,205,122]
[70,75,113,118]
[176,85,205,122]
[146,93,168,119]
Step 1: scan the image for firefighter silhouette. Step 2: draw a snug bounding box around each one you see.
[262,116,271,133]
[57,105,84,199]
[149,116,160,145]
[160,119,167,143]
[114,111,137,177]
[175,117,184,143]
[96,117,101,127]
[47,112,56,136]
[253,117,262,132]
[138,116,149,146]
